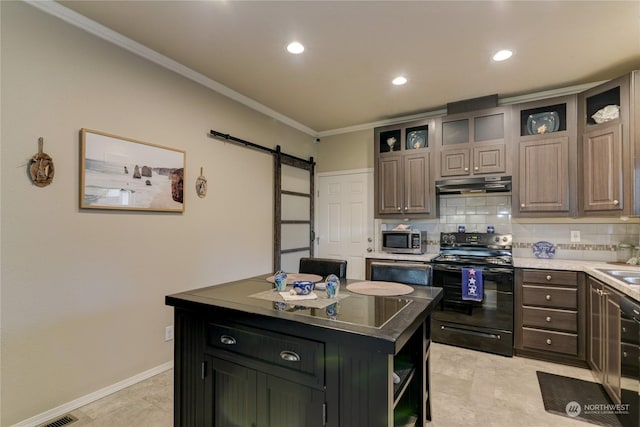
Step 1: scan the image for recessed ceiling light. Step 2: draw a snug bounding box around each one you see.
[392,76,407,86]
[492,49,513,61]
[287,41,304,54]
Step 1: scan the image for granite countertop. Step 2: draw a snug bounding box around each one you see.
[514,258,640,301]
[367,252,438,262]
[166,274,443,348]
[365,253,640,301]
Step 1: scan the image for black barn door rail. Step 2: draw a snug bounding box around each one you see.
[208,129,314,166]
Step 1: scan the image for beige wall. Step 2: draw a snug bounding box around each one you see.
[0,2,316,425]
[315,129,373,173]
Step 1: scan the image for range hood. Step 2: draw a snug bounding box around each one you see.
[435,176,512,195]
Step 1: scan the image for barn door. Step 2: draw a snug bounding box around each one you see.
[274,146,315,272]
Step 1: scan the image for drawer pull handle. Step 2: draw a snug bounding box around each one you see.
[623,351,628,358]
[545,294,551,301]
[546,339,552,345]
[546,275,552,281]
[220,335,236,345]
[280,351,301,362]
[622,327,627,333]
[546,316,552,322]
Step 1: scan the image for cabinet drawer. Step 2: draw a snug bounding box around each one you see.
[522,327,578,356]
[522,285,577,309]
[621,342,639,376]
[206,323,324,381]
[621,317,639,345]
[522,269,577,285]
[521,306,577,332]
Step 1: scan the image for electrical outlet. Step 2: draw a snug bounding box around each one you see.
[165,325,174,341]
[570,230,581,242]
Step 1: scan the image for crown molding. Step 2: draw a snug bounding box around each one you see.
[25,0,318,137]
[317,81,604,137]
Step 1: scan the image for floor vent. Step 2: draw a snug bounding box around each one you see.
[39,414,78,427]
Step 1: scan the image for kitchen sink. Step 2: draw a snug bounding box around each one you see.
[596,268,640,286]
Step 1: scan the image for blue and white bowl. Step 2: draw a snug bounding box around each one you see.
[292,281,314,295]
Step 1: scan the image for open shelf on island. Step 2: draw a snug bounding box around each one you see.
[393,358,416,405]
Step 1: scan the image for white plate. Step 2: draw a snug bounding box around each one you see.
[406,130,427,149]
[527,112,559,135]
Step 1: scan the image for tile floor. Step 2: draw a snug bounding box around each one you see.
[65,343,598,426]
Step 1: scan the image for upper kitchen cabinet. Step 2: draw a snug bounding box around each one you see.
[578,71,640,216]
[437,107,510,179]
[374,119,436,219]
[512,96,578,217]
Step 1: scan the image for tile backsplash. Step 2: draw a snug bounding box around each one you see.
[378,193,640,261]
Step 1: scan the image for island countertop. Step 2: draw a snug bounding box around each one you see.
[166,274,443,353]
[167,274,443,426]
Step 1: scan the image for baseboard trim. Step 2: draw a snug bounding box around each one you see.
[10,361,174,427]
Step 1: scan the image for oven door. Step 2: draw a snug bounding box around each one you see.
[431,263,514,356]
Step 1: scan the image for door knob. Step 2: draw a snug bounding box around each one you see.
[613,200,619,205]
[367,247,373,252]
[545,294,551,301]
[546,275,552,281]
[521,203,525,208]
[367,237,373,243]
[546,316,552,322]
[546,339,552,345]
[474,166,479,171]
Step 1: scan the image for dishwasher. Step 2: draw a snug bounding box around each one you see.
[620,296,640,427]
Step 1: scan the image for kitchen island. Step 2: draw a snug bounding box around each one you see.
[166,274,442,427]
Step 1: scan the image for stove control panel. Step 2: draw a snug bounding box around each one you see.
[440,232,512,248]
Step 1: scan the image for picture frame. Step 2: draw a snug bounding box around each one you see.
[80,128,185,212]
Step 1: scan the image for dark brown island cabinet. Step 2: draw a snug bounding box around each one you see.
[166,275,443,427]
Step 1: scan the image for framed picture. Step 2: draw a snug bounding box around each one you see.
[80,129,185,212]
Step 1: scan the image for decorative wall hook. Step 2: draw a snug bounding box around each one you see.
[29,137,55,187]
[196,167,207,198]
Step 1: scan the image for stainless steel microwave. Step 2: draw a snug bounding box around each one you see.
[381,230,425,254]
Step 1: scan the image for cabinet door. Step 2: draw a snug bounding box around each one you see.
[378,155,402,214]
[257,374,325,427]
[440,148,470,177]
[473,143,506,174]
[603,290,622,404]
[518,137,569,212]
[403,152,431,214]
[588,279,603,380]
[208,356,258,427]
[582,122,623,212]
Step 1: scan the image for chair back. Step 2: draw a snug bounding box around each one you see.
[299,257,347,279]
[370,262,432,286]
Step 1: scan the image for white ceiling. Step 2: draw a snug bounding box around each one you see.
[52,1,640,136]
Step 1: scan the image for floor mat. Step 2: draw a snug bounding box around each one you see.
[536,371,628,426]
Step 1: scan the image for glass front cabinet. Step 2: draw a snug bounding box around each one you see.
[374,119,436,218]
[437,107,510,178]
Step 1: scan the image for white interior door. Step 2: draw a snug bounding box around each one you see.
[316,170,373,280]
